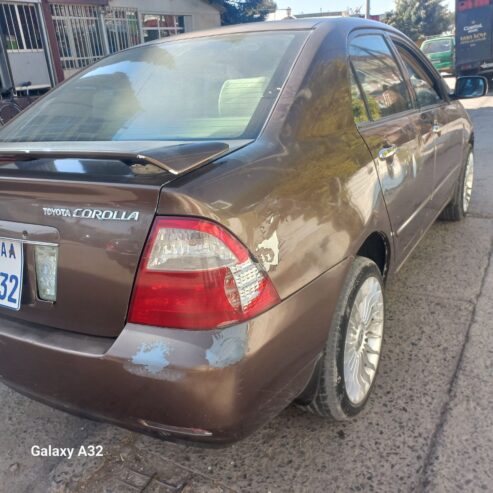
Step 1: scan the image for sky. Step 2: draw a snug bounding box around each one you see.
[275,0,455,15]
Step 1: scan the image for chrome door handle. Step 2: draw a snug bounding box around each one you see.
[432,123,442,134]
[378,144,398,160]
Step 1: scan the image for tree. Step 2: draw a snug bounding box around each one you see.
[383,0,452,41]
[207,0,277,25]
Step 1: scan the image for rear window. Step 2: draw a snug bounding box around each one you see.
[0,31,307,142]
[422,39,452,54]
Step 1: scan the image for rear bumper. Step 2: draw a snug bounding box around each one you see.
[0,259,349,444]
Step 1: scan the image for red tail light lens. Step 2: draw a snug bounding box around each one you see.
[128,217,280,330]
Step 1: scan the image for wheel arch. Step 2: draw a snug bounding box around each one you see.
[356,231,391,280]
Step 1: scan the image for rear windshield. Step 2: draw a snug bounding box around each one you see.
[422,39,452,54]
[0,31,307,142]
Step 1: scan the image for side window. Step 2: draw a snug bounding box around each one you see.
[349,68,369,124]
[394,43,443,107]
[349,34,412,121]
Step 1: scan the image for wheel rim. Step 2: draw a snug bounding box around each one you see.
[343,276,384,406]
[463,152,474,213]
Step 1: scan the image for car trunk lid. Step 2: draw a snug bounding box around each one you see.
[0,140,249,337]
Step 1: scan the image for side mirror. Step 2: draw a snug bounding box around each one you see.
[453,76,488,99]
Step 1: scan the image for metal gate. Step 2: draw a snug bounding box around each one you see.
[50,3,105,79]
[105,7,140,54]
[50,5,141,79]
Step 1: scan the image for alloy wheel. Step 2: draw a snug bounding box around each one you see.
[343,276,384,405]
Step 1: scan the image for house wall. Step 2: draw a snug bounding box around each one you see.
[109,0,221,31]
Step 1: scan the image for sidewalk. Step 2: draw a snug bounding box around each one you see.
[424,254,493,492]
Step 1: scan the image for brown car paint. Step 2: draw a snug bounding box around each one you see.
[0,258,350,444]
[0,18,474,444]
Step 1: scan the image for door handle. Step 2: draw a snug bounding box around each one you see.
[432,123,442,135]
[378,144,398,161]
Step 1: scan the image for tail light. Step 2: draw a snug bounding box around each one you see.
[128,217,280,330]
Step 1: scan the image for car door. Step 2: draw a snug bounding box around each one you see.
[390,38,465,219]
[349,32,433,267]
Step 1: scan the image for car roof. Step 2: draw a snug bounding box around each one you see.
[141,17,403,46]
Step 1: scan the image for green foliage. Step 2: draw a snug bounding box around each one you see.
[383,0,452,41]
[207,0,277,25]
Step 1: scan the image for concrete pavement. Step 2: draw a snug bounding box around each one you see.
[421,94,493,493]
[1,95,492,493]
[423,252,493,492]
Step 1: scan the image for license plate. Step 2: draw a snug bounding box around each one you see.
[0,239,23,310]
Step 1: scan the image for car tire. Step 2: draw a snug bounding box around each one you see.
[302,257,385,420]
[440,147,474,222]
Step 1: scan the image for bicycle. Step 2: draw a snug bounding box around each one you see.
[0,81,32,126]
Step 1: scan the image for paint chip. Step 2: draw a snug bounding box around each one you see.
[131,342,170,374]
[256,231,280,272]
[206,325,248,368]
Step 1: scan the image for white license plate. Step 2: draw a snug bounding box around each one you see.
[0,239,23,310]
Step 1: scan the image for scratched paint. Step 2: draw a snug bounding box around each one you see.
[206,324,248,368]
[131,342,170,374]
[125,365,185,381]
[256,231,280,272]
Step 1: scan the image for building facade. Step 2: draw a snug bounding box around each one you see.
[0,0,220,91]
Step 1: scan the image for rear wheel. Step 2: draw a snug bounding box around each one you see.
[302,257,385,420]
[440,148,474,221]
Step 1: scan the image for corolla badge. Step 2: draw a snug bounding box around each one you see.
[42,207,140,221]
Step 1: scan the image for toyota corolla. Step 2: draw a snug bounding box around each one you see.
[0,18,485,444]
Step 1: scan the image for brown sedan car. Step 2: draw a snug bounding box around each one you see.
[0,18,486,444]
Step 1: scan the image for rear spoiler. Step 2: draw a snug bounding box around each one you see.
[0,141,231,176]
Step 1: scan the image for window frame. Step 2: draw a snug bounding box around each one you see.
[388,34,450,110]
[349,61,371,124]
[0,2,44,52]
[347,29,416,127]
